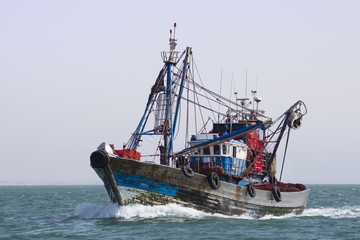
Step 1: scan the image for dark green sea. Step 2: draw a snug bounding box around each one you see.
[0,185,359,240]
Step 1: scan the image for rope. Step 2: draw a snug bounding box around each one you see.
[279,127,291,182]
[192,67,198,134]
[185,75,190,148]
[193,57,217,121]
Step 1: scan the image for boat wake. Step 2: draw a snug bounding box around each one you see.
[301,206,360,219]
[237,206,360,220]
[75,203,360,220]
[75,203,211,220]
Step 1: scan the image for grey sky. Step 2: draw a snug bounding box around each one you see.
[1,0,359,184]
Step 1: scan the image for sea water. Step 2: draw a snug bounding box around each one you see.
[0,185,359,239]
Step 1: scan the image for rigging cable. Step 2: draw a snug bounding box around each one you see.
[189,77,268,119]
[175,93,227,117]
[279,127,291,182]
[194,79,208,136]
[193,58,217,121]
[175,80,241,116]
[218,69,223,123]
[192,60,198,135]
[174,81,224,109]
[185,76,190,148]
[174,96,181,140]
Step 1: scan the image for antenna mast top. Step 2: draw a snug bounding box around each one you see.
[162,23,179,63]
[169,23,177,51]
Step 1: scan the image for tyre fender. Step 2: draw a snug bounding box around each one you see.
[182,166,194,178]
[272,186,282,202]
[208,172,221,189]
[90,150,109,168]
[247,184,256,198]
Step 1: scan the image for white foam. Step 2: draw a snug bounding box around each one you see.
[116,203,211,219]
[250,206,360,220]
[75,203,210,220]
[302,206,360,219]
[75,203,360,220]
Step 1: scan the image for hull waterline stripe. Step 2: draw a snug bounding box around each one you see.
[113,172,180,197]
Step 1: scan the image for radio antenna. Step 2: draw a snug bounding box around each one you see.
[245,69,248,99]
[218,69,223,123]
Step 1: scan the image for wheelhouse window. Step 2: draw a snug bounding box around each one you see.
[233,146,237,158]
[203,147,210,155]
[214,145,220,155]
[222,145,227,155]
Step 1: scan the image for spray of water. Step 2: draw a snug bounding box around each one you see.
[75,203,360,220]
[75,203,211,220]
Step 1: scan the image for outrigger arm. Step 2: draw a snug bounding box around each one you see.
[267,100,307,170]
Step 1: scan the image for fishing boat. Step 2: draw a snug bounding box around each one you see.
[90,24,309,216]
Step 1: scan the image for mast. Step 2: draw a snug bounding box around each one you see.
[163,58,173,164]
[170,46,191,156]
[162,23,191,163]
[158,23,179,164]
[162,24,176,164]
[128,23,193,164]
